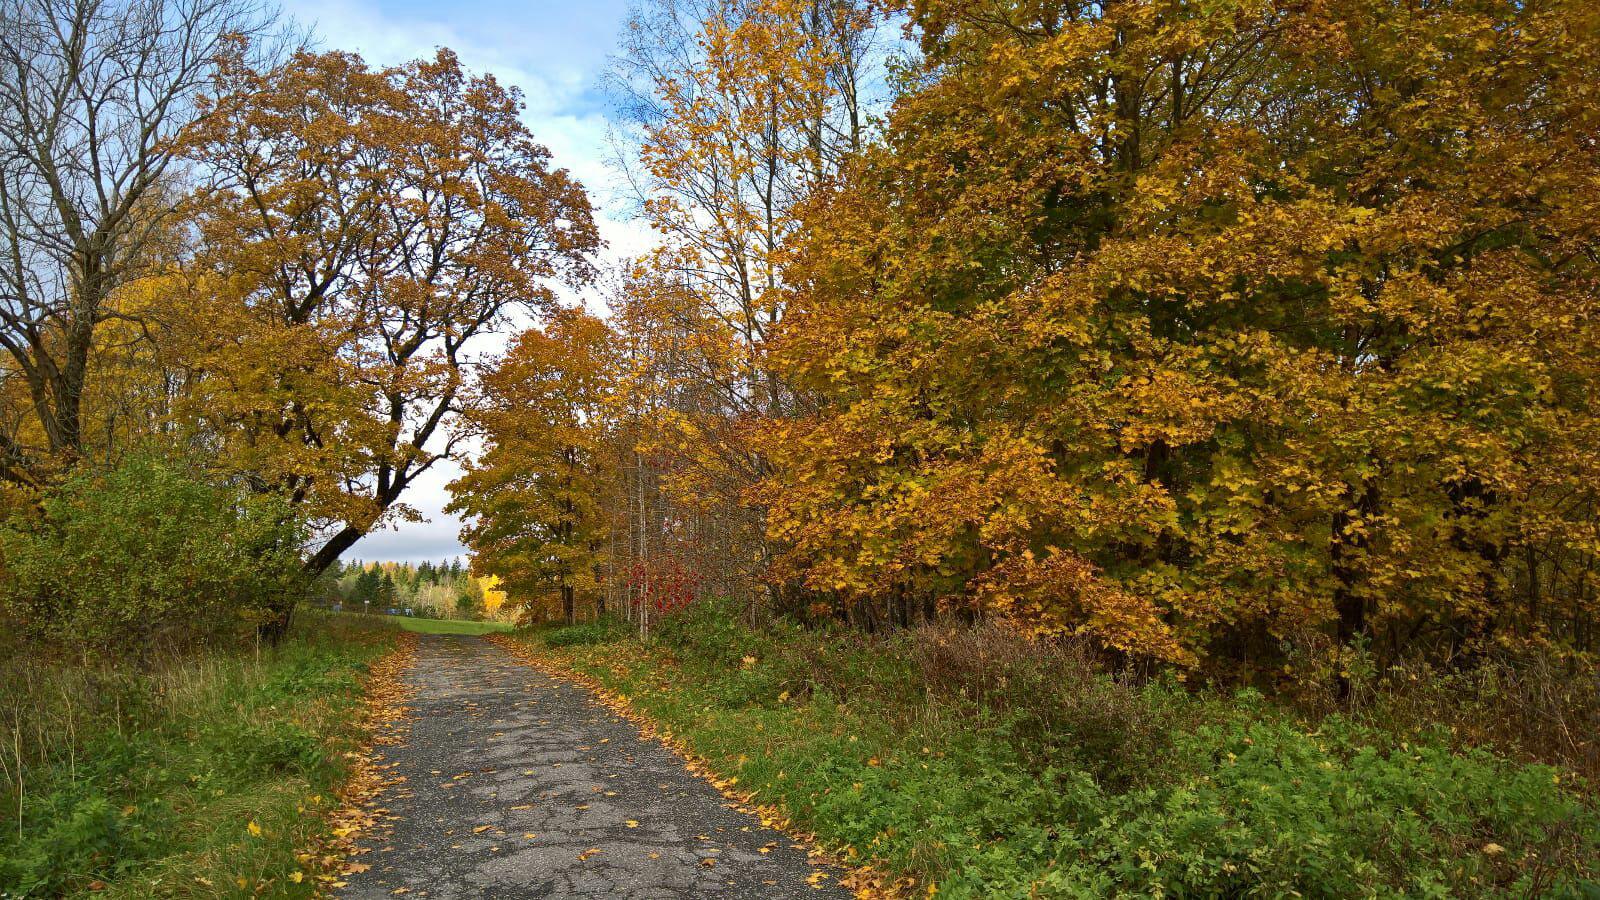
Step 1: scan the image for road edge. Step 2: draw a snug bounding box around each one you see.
[487,632,913,900]
[313,630,420,895]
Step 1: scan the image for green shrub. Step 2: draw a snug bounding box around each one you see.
[0,453,307,654]
[1016,714,1600,898]
[652,595,792,669]
[542,617,629,647]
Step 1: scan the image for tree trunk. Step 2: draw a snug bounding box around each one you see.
[305,526,367,577]
[1330,478,1380,698]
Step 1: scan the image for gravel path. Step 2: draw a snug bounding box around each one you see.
[339,633,851,899]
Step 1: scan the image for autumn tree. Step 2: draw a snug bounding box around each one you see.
[605,0,888,616]
[179,49,599,593]
[448,307,621,625]
[0,0,278,478]
[762,0,1600,668]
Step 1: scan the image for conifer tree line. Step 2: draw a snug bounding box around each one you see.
[319,560,499,621]
[451,0,1600,679]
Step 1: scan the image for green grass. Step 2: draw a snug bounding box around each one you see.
[0,610,400,898]
[381,614,511,635]
[518,599,1600,898]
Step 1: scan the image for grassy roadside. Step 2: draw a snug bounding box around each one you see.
[0,610,408,898]
[379,615,512,635]
[511,603,1600,898]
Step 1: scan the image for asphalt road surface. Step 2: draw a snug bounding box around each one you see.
[339,633,851,899]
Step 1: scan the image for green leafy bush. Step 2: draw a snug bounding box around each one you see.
[0,453,307,654]
[541,616,630,647]
[652,594,786,668]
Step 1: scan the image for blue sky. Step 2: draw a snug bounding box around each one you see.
[285,0,654,563]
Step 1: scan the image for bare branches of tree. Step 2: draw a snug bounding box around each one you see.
[0,0,279,465]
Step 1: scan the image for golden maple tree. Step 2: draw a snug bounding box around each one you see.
[758,0,1600,668]
[449,307,621,624]
[178,48,600,578]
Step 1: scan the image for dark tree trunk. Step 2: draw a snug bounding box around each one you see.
[305,526,367,577]
[1330,478,1381,698]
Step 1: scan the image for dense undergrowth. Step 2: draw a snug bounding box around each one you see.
[525,602,1600,898]
[0,611,398,898]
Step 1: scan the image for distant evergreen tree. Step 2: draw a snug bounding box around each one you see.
[351,568,381,606]
[377,572,398,607]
